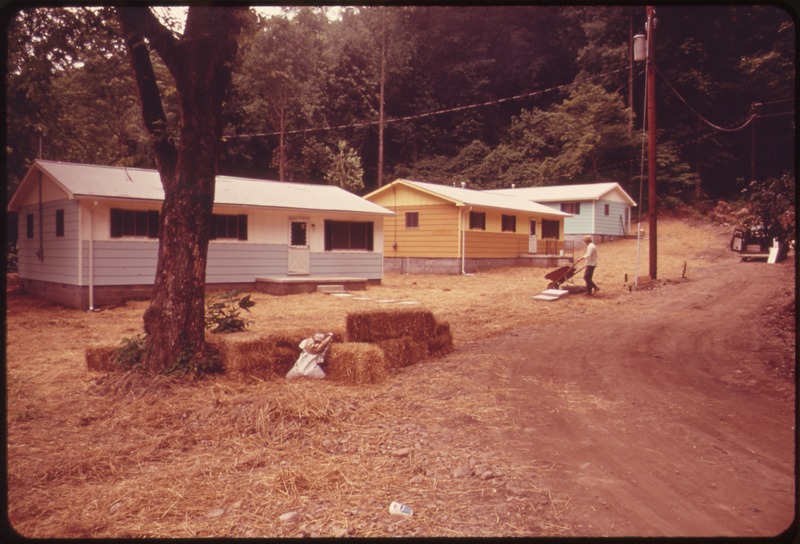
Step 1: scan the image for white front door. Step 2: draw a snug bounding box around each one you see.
[529,220,538,254]
[288,219,310,275]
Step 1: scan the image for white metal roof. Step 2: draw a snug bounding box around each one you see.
[369,179,570,217]
[489,182,637,206]
[10,160,393,215]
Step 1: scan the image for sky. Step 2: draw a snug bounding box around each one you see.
[153,5,342,31]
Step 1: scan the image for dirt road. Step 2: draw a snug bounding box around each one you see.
[456,258,796,537]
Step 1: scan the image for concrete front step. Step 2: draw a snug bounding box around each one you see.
[317,284,346,294]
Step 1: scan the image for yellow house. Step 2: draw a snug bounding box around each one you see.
[364,179,571,274]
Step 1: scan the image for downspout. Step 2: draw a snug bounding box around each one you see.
[88,201,97,311]
[37,171,44,261]
[461,206,472,275]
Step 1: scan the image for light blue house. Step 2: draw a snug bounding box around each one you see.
[489,182,637,243]
[8,160,393,309]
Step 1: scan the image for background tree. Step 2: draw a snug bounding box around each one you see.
[742,173,796,259]
[325,139,365,193]
[6,5,794,221]
[116,6,247,373]
[227,8,327,181]
[476,82,635,187]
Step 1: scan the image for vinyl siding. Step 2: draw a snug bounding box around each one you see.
[78,241,385,285]
[540,201,593,235]
[311,251,383,279]
[206,244,288,282]
[17,199,80,284]
[80,241,158,285]
[543,201,630,236]
[594,200,630,236]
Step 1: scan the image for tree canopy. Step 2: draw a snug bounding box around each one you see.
[6,5,795,207]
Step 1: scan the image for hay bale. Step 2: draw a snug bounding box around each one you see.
[377,336,427,369]
[210,329,345,379]
[428,322,454,357]
[210,335,277,377]
[85,345,118,372]
[346,308,437,343]
[326,343,387,384]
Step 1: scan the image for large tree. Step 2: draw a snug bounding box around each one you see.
[116,7,246,373]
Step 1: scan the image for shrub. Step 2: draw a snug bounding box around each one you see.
[205,290,256,333]
[113,334,147,369]
[165,345,223,377]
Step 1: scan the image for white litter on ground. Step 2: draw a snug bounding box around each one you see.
[532,288,569,301]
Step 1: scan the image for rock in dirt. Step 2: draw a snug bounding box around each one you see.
[206,508,225,518]
[279,511,299,523]
[453,464,472,478]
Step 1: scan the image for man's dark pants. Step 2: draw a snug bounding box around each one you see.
[584,265,598,295]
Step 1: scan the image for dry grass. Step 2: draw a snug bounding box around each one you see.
[6,218,735,538]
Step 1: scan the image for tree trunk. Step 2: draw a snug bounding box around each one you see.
[117,6,245,373]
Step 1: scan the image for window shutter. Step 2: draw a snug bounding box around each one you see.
[55,209,65,237]
[324,220,332,251]
[237,215,248,240]
[110,209,122,238]
[147,211,159,238]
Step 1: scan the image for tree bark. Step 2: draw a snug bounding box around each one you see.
[117,7,245,373]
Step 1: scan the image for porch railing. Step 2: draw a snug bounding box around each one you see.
[528,238,575,258]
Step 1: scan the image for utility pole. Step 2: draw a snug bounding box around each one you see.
[750,102,760,184]
[377,8,387,188]
[646,6,657,280]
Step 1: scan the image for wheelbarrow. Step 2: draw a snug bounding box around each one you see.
[544,264,585,289]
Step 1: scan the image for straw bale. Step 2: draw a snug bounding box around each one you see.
[428,322,455,357]
[208,334,276,377]
[209,329,345,379]
[346,308,437,343]
[325,343,387,384]
[85,345,119,372]
[377,336,428,369]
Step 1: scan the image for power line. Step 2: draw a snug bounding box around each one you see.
[222,67,631,141]
[655,66,794,133]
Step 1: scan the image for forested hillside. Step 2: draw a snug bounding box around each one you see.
[6,5,795,206]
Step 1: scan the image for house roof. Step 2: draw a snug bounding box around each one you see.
[488,182,637,206]
[8,160,393,215]
[365,179,570,218]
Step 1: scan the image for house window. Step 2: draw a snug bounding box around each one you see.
[542,219,560,239]
[110,209,159,238]
[405,212,419,228]
[324,220,374,251]
[211,214,248,240]
[290,220,307,247]
[501,214,516,232]
[604,204,610,216]
[561,203,581,214]
[469,211,486,230]
[55,209,65,237]
[26,213,34,239]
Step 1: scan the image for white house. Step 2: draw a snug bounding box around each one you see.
[489,182,637,242]
[8,160,394,309]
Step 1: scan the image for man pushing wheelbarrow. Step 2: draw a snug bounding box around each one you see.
[543,235,599,295]
[576,235,600,296]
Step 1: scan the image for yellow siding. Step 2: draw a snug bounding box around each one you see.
[368,184,451,208]
[384,204,461,258]
[465,230,529,258]
[368,183,563,259]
